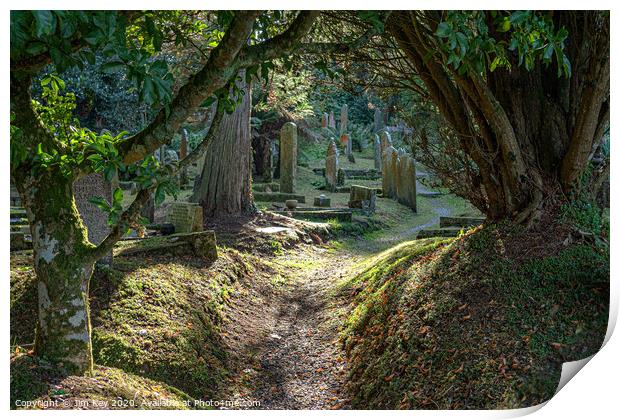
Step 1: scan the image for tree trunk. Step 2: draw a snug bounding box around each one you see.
[15,170,95,375]
[192,73,255,218]
[386,11,609,224]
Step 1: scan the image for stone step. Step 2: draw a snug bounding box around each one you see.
[254,192,306,203]
[271,209,352,222]
[416,227,463,239]
[312,168,382,179]
[439,216,486,228]
[253,182,280,192]
[418,191,443,198]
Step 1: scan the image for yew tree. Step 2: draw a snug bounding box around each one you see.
[336,11,609,223]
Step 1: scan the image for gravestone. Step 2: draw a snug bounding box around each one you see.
[73,173,113,266]
[402,156,417,211]
[328,111,336,129]
[337,168,346,187]
[167,202,203,233]
[180,129,189,187]
[389,148,400,200]
[321,112,329,129]
[374,108,384,133]
[395,149,407,202]
[348,185,376,213]
[340,104,348,134]
[381,146,397,199]
[373,134,382,170]
[314,194,331,207]
[279,122,298,193]
[380,131,392,156]
[141,197,155,223]
[325,141,339,192]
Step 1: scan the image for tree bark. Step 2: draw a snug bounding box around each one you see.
[385,11,609,224]
[193,73,255,218]
[15,170,96,375]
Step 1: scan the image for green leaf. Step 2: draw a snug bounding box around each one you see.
[33,11,56,38]
[88,196,111,212]
[100,60,125,73]
[436,22,452,38]
[543,44,554,61]
[497,17,511,33]
[112,187,123,204]
[26,41,47,55]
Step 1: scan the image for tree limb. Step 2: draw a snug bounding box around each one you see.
[117,11,259,165]
[87,102,225,263]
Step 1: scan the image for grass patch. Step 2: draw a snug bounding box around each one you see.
[339,223,609,409]
[10,247,271,403]
[11,351,192,409]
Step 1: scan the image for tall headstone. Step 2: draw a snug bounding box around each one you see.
[325,141,339,192]
[389,148,400,200]
[380,131,392,156]
[402,156,417,212]
[374,108,384,133]
[374,134,382,170]
[73,173,113,266]
[179,128,189,187]
[328,111,336,129]
[340,104,348,134]
[279,122,298,193]
[321,112,329,129]
[395,149,407,203]
[381,146,397,199]
[141,197,155,223]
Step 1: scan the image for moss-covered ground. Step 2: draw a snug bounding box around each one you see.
[337,223,609,409]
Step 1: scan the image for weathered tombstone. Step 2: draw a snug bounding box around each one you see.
[73,173,113,266]
[373,134,382,170]
[328,111,336,129]
[346,134,354,162]
[279,122,298,193]
[321,112,329,129]
[314,194,331,207]
[403,156,417,211]
[179,128,189,186]
[395,149,407,202]
[340,104,348,134]
[374,108,384,133]
[380,131,392,156]
[141,197,155,223]
[167,202,203,233]
[381,146,397,199]
[337,168,346,187]
[389,149,400,200]
[348,185,376,213]
[325,141,339,192]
